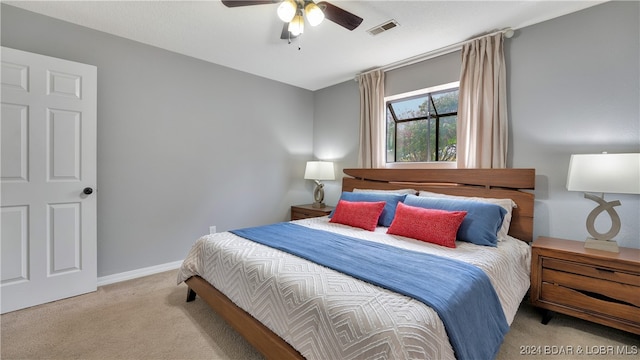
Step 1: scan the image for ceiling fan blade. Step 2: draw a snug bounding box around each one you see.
[280,22,299,40]
[317,1,363,31]
[221,0,277,7]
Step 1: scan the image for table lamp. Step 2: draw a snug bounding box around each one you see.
[566,153,640,252]
[304,161,335,208]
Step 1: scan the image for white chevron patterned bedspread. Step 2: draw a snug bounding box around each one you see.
[178,216,531,360]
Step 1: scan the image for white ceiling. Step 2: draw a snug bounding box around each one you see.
[6,0,606,91]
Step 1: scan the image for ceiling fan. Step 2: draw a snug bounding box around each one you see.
[221,0,363,41]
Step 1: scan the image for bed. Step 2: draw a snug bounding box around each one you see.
[178,168,535,360]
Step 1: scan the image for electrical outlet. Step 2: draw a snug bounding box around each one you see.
[209,226,216,234]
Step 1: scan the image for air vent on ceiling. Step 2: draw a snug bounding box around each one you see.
[367,20,399,36]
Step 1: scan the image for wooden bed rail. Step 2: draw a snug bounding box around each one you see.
[185,276,304,360]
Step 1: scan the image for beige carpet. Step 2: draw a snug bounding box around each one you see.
[1,270,638,360]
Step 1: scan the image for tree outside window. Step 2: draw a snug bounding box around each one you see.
[386,84,459,163]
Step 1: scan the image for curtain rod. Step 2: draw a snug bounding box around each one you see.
[355,27,514,79]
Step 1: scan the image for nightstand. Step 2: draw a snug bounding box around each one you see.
[530,236,640,334]
[291,204,334,221]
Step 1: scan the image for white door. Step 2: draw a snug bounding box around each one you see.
[1,47,97,314]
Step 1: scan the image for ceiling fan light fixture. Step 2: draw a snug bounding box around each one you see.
[277,0,297,22]
[305,2,324,26]
[288,11,305,36]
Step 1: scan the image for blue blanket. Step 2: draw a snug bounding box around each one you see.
[231,223,508,360]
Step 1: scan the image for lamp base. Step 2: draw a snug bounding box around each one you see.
[584,237,619,253]
[312,202,326,209]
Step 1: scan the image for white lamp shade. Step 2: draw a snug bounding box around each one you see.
[566,153,640,194]
[305,2,324,26]
[288,13,304,36]
[304,161,335,181]
[277,0,296,22]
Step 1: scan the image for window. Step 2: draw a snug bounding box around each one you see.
[385,82,459,165]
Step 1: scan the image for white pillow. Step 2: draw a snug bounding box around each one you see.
[417,190,516,241]
[353,188,417,195]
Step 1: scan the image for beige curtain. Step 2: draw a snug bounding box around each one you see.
[357,69,385,168]
[457,33,508,168]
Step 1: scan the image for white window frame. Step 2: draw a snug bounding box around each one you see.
[383,81,460,169]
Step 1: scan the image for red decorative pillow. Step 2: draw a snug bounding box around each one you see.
[387,202,467,248]
[329,200,386,231]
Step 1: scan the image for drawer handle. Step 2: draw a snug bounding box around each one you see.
[596,267,615,273]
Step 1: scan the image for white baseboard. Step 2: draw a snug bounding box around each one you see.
[97,260,183,287]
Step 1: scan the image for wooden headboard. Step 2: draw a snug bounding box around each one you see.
[341,168,536,242]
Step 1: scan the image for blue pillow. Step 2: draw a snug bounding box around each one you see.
[403,194,506,247]
[330,192,407,227]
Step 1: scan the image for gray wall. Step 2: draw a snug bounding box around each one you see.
[385,51,461,96]
[506,0,639,248]
[315,1,640,248]
[2,4,315,276]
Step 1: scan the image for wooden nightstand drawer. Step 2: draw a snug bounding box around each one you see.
[291,204,334,221]
[540,282,640,323]
[541,267,640,308]
[542,258,640,286]
[292,208,324,219]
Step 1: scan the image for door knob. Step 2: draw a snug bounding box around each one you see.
[83,187,94,195]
